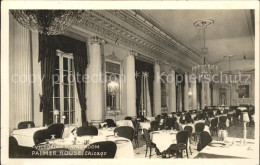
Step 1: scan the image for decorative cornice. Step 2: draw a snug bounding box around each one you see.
[127,50,138,57]
[75,10,196,72]
[105,51,122,62]
[90,36,105,45]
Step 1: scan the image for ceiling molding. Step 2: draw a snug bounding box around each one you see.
[74,10,195,72]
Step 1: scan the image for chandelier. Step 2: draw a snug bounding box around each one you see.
[192,19,219,79]
[10,10,83,35]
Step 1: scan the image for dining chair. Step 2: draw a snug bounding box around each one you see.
[18,121,35,129]
[167,130,189,158]
[143,129,156,158]
[193,123,205,145]
[150,121,159,131]
[9,136,19,158]
[33,129,47,145]
[218,116,228,130]
[184,126,193,155]
[209,118,218,136]
[174,121,180,131]
[114,126,134,141]
[165,118,175,130]
[124,116,132,120]
[105,119,117,127]
[197,131,212,151]
[83,141,117,158]
[77,126,98,136]
[46,123,65,139]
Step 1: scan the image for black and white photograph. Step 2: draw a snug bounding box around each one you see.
[1,1,259,165]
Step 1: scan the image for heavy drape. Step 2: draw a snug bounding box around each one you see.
[197,81,202,109]
[135,59,154,117]
[39,34,88,125]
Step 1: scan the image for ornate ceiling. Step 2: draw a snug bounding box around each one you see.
[67,9,255,73]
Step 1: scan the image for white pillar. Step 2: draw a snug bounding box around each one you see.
[89,36,104,126]
[191,79,197,109]
[184,73,189,111]
[153,61,161,115]
[168,68,176,113]
[206,82,211,106]
[201,82,205,109]
[126,50,137,118]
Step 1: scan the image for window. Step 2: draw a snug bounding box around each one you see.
[105,61,121,111]
[52,50,76,124]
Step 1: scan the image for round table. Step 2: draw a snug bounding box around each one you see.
[150,130,178,152]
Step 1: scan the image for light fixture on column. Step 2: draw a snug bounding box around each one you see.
[108,81,120,110]
[53,110,60,124]
[11,10,83,35]
[192,19,219,80]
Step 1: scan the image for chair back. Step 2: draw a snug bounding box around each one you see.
[176,131,189,145]
[33,129,47,145]
[9,136,19,158]
[18,121,35,129]
[83,141,117,158]
[150,121,159,131]
[46,123,65,139]
[219,116,227,123]
[174,121,180,131]
[195,123,205,133]
[184,125,193,138]
[114,126,134,141]
[210,118,218,127]
[124,116,132,120]
[197,131,212,151]
[165,118,174,129]
[143,129,151,143]
[77,126,98,136]
[105,119,117,127]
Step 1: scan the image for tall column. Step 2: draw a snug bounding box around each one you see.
[206,82,211,106]
[184,72,189,111]
[126,50,137,118]
[89,36,104,126]
[168,68,176,113]
[191,79,197,109]
[201,82,205,109]
[153,61,161,115]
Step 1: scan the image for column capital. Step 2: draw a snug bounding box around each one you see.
[127,50,138,57]
[154,60,162,66]
[90,36,106,45]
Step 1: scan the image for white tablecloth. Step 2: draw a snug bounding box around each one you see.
[98,127,115,136]
[11,127,46,147]
[11,125,76,147]
[116,120,134,128]
[140,122,150,130]
[195,138,257,158]
[38,135,134,158]
[150,130,178,152]
[146,117,155,122]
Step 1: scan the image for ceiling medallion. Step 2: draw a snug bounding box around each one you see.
[192,19,219,81]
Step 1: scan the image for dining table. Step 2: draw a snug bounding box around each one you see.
[150,130,183,153]
[36,135,135,158]
[116,120,134,128]
[195,138,257,158]
[98,127,116,137]
[11,125,76,147]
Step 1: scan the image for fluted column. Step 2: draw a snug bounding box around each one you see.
[201,82,205,109]
[184,72,189,111]
[206,82,211,106]
[191,79,197,109]
[168,68,176,112]
[89,36,105,126]
[126,50,137,118]
[153,61,161,115]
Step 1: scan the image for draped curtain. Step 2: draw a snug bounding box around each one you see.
[135,60,154,117]
[210,82,214,106]
[197,81,202,109]
[175,72,184,112]
[39,34,88,125]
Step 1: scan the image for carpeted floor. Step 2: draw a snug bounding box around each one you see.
[132,123,255,159]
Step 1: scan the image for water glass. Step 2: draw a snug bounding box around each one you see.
[27,124,31,128]
[115,132,118,138]
[51,134,56,140]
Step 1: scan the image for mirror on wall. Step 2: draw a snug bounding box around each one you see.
[105,60,121,111]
